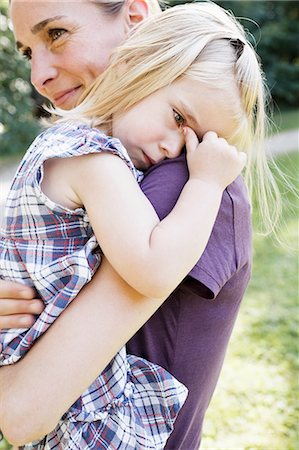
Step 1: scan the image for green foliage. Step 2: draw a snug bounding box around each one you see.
[0,437,11,450]
[216,0,299,108]
[0,5,40,157]
[169,0,299,109]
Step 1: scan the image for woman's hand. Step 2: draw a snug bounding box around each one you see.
[0,280,44,332]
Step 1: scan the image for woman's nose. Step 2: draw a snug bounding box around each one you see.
[160,130,185,159]
[30,49,58,94]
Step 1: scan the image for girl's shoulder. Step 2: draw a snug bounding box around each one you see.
[25,121,143,182]
[15,122,110,179]
[39,120,108,149]
[42,121,128,151]
[30,121,117,162]
[44,120,104,138]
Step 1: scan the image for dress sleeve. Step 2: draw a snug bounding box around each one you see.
[140,154,252,299]
[27,123,143,216]
[32,122,142,181]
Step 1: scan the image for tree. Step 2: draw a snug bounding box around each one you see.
[215,0,299,107]
[0,5,40,157]
[167,0,299,108]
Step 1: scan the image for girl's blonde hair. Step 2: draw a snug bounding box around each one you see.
[61,1,281,235]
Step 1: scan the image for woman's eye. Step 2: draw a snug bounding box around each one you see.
[48,28,67,41]
[21,48,32,61]
[173,110,185,128]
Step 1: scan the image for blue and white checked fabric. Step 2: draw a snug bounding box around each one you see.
[0,122,187,449]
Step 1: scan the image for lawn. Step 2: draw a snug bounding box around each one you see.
[201,150,298,449]
[1,152,298,450]
[272,108,299,134]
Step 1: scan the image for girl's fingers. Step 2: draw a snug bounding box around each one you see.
[202,131,218,141]
[184,126,199,152]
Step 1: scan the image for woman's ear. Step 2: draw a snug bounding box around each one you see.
[127,0,149,26]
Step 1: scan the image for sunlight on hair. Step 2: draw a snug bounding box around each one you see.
[55,1,284,236]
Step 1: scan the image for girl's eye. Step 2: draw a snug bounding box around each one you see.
[48,28,67,41]
[173,110,185,128]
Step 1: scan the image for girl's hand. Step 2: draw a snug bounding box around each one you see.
[185,128,247,190]
[0,280,43,333]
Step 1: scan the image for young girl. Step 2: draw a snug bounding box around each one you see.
[0,2,276,449]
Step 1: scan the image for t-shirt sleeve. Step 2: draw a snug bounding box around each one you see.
[140,155,250,299]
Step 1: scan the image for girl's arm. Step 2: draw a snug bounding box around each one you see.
[44,129,246,299]
[0,258,166,445]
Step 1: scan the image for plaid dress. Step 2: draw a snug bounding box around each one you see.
[0,122,188,449]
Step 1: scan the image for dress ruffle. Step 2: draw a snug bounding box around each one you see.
[0,236,100,365]
[22,355,188,450]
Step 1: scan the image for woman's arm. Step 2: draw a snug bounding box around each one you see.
[0,258,166,445]
[0,281,43,330]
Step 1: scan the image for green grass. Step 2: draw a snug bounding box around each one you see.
[202,151,298,449]
[1,152,298,450]
[271,108,299,134]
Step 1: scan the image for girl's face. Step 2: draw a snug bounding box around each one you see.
[113,77,238,170]
[10,0,148,109]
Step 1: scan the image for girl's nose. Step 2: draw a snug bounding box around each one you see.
[160,130,185,159]
[30,49,58,94]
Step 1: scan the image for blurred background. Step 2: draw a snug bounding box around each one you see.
[0,0,298,449]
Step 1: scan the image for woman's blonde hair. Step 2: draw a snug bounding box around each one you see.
[90,0,162,16]
[60,1,281,235]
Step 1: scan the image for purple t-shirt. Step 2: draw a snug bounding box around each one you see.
[127,155,252,449]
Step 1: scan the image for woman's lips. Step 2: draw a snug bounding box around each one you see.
[53,86,82,107]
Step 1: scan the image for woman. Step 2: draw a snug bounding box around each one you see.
[0,1,252,448]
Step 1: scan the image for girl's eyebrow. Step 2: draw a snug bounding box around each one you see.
[16,15,66,51]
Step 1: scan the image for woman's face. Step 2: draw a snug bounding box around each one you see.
[10,0,148,109]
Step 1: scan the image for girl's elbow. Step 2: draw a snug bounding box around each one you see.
[144,286,172,299]
[122,260,178,298]
[134,277,175,299]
